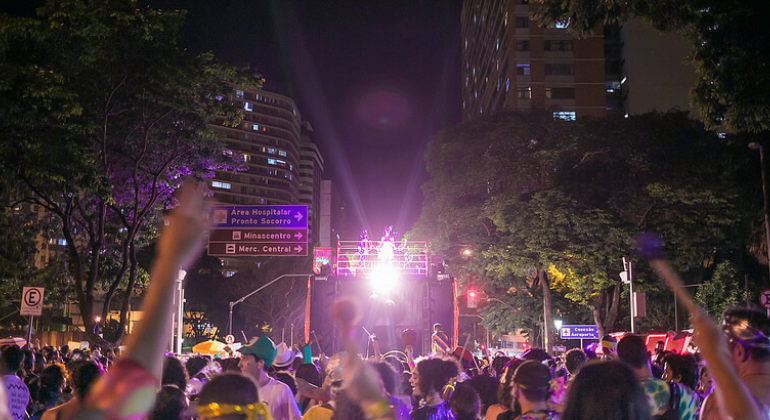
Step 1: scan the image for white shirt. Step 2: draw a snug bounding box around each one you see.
[3,374,30,420]
[261,377,301,420]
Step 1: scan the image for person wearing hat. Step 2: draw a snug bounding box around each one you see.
[239,336,301,420]
[699,307,770,420]
[510,361,558,420]
[272,343,298,396]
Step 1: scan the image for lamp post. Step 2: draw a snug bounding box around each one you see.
[749,142,770,290]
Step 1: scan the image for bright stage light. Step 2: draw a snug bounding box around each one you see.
[369,265,400,294]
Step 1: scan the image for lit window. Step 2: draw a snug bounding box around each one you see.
[252,124,260,131]
[225,271,235,277]
[553,111,576,121]
[267,148,276,155]
[497,79,501,91]
[474,91,478,99]
[278,150,287,157]
[555,20,570,29]
[236,90,244,98]
[496,39,500,50]
[244,102,253,111]
[517,87,532,99]
[516,64,530,76]
[717,133,727,139]
[212,181,231,189]
[505,78,510,92]
[242,154,251,162]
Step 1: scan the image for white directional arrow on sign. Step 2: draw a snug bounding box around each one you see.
[294,245,303,253]
[294,212,303,222]
[294,231,303,240]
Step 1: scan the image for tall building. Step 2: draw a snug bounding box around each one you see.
[209,89,305,207]
[461,0,606,122]
[299,121,324,245]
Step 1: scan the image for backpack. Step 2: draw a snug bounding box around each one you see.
[655,382,681,420]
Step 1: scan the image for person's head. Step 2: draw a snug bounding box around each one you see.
[655,341,665,351]
[449,382,480,420]
[661,353,698,390]
[721,306,770,372]
[38,364,66,403]
[511,361,551,406]
[186,356,208,378]
[373,361,399,396]
[497,358,524,411]
[521,348,551,363]
[616,335,649,371]
[697,364,713,396]
[238,337,276,378]
[465,374,498,416]
[601,335,617,358]
[68,360,101,400]
[295,363,322,387]
[410,355,460,398]
[33,352,46,373]
[561,361,650,420]
[491,355,511,377]
[162,356,189,390]
[149,384,187,420]
[197,373,263,420]
[0,345,24,374]
[564,348,587,376]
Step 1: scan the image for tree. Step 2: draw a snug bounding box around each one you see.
[0,0,261,344]
[694,261,744,319]
[413,110,753,336]
[532,0,770,133]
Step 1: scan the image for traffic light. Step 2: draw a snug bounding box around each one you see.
[467,290,478,308]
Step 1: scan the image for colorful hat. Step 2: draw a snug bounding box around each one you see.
[272,343,295,369]
[240,336,277,367]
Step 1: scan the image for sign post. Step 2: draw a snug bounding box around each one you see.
[560,324,599,349]
[21,287,44,348]
[760,289,770,310]
[208,205,308,257]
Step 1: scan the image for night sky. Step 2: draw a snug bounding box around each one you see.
[3,0,464,239]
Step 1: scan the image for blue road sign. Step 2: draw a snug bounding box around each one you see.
[560,325,600,339]
[208,205,308,257]
[210,205,308,228]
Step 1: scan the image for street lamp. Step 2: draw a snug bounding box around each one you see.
[554,318,563,332]
[749,142,770,290]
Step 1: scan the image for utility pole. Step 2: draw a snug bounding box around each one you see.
[228,274,313,336]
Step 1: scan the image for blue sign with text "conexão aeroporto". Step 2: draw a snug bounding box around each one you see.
[560,325,600,339]
[210,205,308,228]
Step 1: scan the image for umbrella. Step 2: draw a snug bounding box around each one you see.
[192,340,226,355]
[0,337,27,347]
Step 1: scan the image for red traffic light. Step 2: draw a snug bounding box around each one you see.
[469,291,476,297]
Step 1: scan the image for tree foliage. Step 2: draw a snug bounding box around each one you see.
[532,0,770,132]
[0,0,262,343]
[694,261,745,319]
[413,110,754,336]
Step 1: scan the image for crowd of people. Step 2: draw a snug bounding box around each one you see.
[0,183,768,420]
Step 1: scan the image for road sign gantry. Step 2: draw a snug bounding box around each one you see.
[208,205,308,257]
